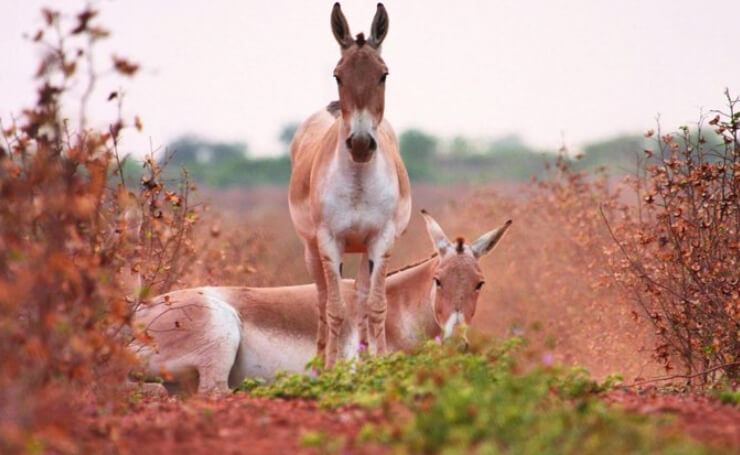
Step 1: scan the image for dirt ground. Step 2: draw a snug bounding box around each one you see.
[606,389,740,453]
[78,394,389,455]
[77,391,740,455]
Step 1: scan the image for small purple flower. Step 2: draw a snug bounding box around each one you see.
[309,368,318,378]
[434,335,442,344]
[357,343,367,352]
[511,327,524,337]
[541,352,554,366]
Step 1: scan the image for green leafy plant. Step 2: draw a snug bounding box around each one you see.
[714,387,740,406]
[240,338,715,454]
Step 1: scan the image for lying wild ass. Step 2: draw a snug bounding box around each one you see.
[130,213,512,394]
[288,3,411,367]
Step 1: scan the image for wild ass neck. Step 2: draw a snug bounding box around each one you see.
[383,253,441,350]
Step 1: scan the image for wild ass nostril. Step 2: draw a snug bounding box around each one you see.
[346,133,375,162]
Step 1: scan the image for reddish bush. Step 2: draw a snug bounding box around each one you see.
[0,8,198,453]
[606,92,740,384]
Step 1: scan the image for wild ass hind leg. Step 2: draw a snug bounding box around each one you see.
[197,364,232,395]
[317,230,345,369]
[366,227,395,356]
[354,253,371,352]
[305,243,329,362]
[196,339,241,395]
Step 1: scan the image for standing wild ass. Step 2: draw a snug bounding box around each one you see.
[288,3,411,367]
[130,213,512,394]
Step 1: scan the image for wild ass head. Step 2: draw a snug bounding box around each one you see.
[331,3,389,163]
[421,210,513,339]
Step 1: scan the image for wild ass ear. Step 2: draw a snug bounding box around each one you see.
[471,219,513,259]
[421,209,452,255]
[331,3,353,49]
[369,3,389,49]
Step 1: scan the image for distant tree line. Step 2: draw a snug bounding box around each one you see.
[161,135,291,188]
[144,124,721,188]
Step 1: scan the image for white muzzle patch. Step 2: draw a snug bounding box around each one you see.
[443,311,466,339]
[350,109,377,140]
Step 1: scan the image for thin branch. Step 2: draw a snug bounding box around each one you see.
[110,124,126,188]
[622,361,740,387]
[599,206,687,302]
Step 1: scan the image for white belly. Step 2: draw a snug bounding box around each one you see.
[240,324,317,379]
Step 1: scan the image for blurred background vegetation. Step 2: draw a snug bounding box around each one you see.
[144,124,673,188]
[146,120,726,188]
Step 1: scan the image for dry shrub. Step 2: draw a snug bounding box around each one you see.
[178,190,305,288]
[131,153,199,299]
[607,92,740,384]
[0,8,197,453]
[448,157,659,380]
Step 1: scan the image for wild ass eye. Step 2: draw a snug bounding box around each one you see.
[434,278,442,288]
[475,281,485,291]
[380,72,388,84]
[334,75,342,86]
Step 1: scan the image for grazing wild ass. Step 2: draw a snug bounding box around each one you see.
[288,3,411,368]
[130,212,512,394]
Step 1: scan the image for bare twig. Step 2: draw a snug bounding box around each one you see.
[623,361,740,387]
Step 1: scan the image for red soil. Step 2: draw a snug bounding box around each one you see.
[607,389,740,453]
[78,394,390,455]
[76,391,740,455]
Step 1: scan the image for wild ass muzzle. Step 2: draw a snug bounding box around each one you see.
[129,213,512,394]
[288,3,411,367]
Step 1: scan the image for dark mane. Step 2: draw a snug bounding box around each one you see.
[386,252,438,277]
[455,237,465,254]
[326,100,340,118]
[355,32,366,46]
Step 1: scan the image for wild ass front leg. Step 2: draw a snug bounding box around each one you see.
[304,244,328,361]
[366,227,395,355]
[354,253,371,351]
[317,231,345,368]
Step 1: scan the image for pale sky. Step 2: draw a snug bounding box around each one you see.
[2,0,739,157]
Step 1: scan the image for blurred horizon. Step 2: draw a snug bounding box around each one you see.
[2,0,740,159]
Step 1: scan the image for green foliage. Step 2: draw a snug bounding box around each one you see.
[168,135,249,166]
[162,128,671,187]
[400,128,438,181]
[239,338,715,454]
[399,132,548,183]
[163,135,291,188]
[299,430,345,453]
[576,134,646,172]
[240,338,491,408]
[278,122,300,150]
[482,136,548,180]
[714,387,740,406]
[163,125,732,188]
